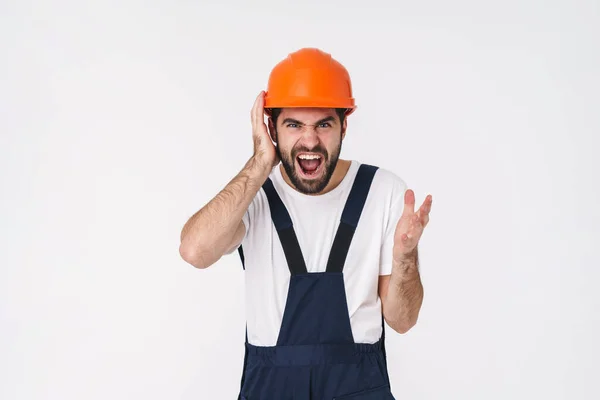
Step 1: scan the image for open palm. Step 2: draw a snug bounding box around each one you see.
[393,189,432,261]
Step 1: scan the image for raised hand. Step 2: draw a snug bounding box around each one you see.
[251,91,279,168]
[393,189,432,262]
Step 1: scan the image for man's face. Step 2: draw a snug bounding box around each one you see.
[269,108,346,195]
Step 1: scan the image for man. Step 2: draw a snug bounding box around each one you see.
[179,48,432,399]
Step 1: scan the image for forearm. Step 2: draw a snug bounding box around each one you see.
[383,248,424,333]
[179,156,271,268]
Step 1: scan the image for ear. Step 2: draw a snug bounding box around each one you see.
[341,118,348,140]
[268,117,277,143]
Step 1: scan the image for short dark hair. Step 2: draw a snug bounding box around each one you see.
[268,108,348,127]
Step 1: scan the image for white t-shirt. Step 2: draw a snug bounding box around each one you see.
[233,160,407,346]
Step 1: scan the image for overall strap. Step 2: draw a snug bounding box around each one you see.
[236,247,249,399]
[326,164,379,273]
[237,246,245,270]
[262,178,308,275]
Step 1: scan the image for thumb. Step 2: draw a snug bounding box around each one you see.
[402,189,415,216]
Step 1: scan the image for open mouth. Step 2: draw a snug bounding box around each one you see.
[296,153,324,179]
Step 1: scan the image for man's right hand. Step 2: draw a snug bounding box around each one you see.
[252,91,279,169]
[180,91,280,269]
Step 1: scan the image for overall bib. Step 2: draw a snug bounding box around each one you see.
[238,164,395,400]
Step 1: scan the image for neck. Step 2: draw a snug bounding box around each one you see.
[279,159,352,195]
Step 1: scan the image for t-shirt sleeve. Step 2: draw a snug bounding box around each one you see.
[379,179,407,275]
[242,209,250,235]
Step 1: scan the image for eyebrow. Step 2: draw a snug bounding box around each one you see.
[282,118,304,125]
[281,116,336,126]
[315,116,336,125]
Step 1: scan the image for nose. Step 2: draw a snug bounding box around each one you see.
[299,125,320,148]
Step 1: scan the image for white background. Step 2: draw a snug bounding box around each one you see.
[1,0,599,399]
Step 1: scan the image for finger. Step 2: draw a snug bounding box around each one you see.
[251,93,258,129]
[257,91,266,127]
[417,194,432,216]
[423,194,432,214]
[412,206,427,227]
[406,214,422,239]
[251,91,264,131]
[415,213,423,230]
[415,219,425,236]
[423,200,432,226]
[403,189,415,216]
[421,213,429,227]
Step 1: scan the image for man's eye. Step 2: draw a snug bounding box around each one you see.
[287,123,299,128]
[319,123,331,128]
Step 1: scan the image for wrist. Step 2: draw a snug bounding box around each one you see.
[393,247,419,271]
[393,246,417,263]
[250,154,274,176]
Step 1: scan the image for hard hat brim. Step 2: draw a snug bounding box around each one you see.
[263,94,356,116]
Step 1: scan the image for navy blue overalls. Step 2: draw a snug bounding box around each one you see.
[237,164,395,400]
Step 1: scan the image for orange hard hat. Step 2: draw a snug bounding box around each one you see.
[264,48,356,116]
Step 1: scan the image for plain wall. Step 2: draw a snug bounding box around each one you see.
[1,0,599,399]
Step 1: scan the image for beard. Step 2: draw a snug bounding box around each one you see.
[276,140,342,195]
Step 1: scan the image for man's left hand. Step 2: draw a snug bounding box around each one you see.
[393,189,432,262]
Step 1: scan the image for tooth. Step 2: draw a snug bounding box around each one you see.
[299,154,320,160]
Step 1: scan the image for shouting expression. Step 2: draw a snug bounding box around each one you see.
[269,108,346,195]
